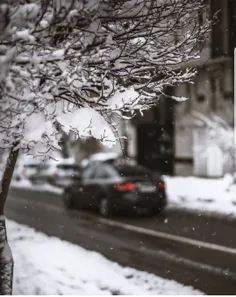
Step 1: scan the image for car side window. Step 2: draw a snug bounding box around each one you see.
[82,165,95,180]
[38,164,49,173]
[95,164,117,179]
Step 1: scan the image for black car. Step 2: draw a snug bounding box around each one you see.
[63,158,167,216]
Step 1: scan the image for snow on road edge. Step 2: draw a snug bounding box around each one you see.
[7,220,203,295]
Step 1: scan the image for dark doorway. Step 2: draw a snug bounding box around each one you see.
[137,124,174,175]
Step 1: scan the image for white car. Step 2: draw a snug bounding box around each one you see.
[31,158,81,188]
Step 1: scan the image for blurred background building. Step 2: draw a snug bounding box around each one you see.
[174,0,235,177]
[71,0,236,178]
[93,0,235,178]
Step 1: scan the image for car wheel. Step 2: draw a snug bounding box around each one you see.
[63,191,74,209]
[99,198,112,217]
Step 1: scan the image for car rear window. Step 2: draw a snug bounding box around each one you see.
[114,164,150,177]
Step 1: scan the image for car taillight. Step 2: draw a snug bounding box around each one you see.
[115,183,136,191]
[157,181,165,189]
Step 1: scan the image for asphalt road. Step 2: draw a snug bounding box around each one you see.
[5,187,236,294]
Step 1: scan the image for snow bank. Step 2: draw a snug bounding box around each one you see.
[7,220,202,295]
[11,180,63,195]
[165,175,236,218]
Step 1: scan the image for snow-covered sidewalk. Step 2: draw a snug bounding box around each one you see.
[8,220,202,295]
[164,174,236,218]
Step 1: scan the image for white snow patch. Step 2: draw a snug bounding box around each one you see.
[7,220,203,295]
[52,49,65,59]
[24,113,54,143]
[57,108,116,148]
[15,29,35,42]
[107,87,139,110]
[164,175,236,218]
[11,180,63,195]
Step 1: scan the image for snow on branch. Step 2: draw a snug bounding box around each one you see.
[0,0,211,158]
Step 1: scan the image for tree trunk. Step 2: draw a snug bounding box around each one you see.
[0,218,14,295]
[122,120,129,159]
[0,145,19,295]
[60,132,70,158]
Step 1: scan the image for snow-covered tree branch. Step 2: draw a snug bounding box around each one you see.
[0,0,211,158]
[0,0,211,294]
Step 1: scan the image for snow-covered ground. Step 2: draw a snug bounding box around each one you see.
[11,180,63,195]
[8,220,202,295]
[11,174,236,219]
[164,174,236,218]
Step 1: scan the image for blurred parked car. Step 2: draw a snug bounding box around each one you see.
[13,160,41,182]
[81,152,121,168]
[63,158,167,216]
[31,158,81,188]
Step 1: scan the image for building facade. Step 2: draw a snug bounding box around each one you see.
[174,0,235,177]
[74,1,235,178]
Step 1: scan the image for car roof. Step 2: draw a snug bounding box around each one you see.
[88,152,120,162]
[39,158,79,168]
[55,157,77,165]
[87,157,138,168]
